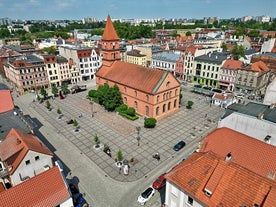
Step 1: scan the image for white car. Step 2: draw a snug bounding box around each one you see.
[137,186,155,205]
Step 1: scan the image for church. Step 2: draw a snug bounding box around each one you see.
[96,16,181,120]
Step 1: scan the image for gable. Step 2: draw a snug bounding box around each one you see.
[154,72,180,94]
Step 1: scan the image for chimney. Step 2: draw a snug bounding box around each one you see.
[225,152,232,162]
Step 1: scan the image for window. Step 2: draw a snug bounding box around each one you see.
[174,99,177,108]
[134,101,138,109]
[146,95,149,102]
[35,156,40,161]
[157,95,159,103]
[156,107,159,115]
[163,104,166,112]
[145,106,149,116]
[124,97,127,104]
[168,102,171,110]
[187,196,194,206]
[135,91,137,97]
[25,160,30,165]
[166,81,170,88]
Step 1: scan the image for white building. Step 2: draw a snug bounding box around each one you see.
[59,45,101,81]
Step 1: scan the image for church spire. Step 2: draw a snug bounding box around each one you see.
[101,15,121,66]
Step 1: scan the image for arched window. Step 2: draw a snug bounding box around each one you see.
[157,95,159,103]
[166,93,169,100]
[168,102,171,110]
[146,106,149,116]
[135,90,137,97]
[163,93,166,100]
[134,101,138,109]
[166,81,170,88]
[124,97,127,104]
[170,91,172,98]
[175,89,178,96]
[124,87,127,93]
[174,99,177,108]
[156,107,159,116]
[163,104,166,112]
[146,95,149,102]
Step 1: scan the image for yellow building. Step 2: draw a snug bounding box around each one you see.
[126,49,147,66]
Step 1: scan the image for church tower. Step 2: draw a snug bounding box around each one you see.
[101,15,121,67]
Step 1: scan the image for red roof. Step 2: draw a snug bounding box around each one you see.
[96,61,172,94]
[212,93,232,101]
[0,166,71,207]
[102,15,119,41]
[200,127,276,181]
[241,60,270,76]
[166,151,276,207]
[222,59,243,69]
[0,128,53,174]
[0,90,14,113]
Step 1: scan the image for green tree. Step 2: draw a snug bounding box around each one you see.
[41,46,58,55]
[221,43,228,51]
[185,31,192,36]
[61,83,70,95]
[45,100,51,109]
[51,85,59,97]
[40,87,48,99]
[117,150,123,161]
[0,29,10,38]
[73,119,78,128]
[57,108,62,115]
[187,100,194,109]
[94,134,100,147]
[247,29,260,37]
[231,44,245,60]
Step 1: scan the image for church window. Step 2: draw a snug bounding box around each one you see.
[124,97,127,104]
[163,104,166,112]
[124,87,127,92]
[166,81,170,88]
[175,89,178,96]
[174,99,177,108]
[157,95,159,103]
[146,95,149,102]
[168,102,171,110]
[135,91,137,97]
[156,107,159,116]
[145,106,149,116]
[134,101,138,109]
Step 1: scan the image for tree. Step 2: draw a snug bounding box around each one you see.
[187,100,194,109]
[0,29,10,38]
[117,150,123,161]
[45,100,51,109]
[41,46,58,55]
[73,119,79,132]
[61,83,70,95]
[40,87,48,99]
[231,44,245,60]
[51,85,59,97]
[185,31,192,36]
[221,43,228,51]
[57,108,62,115]
[144,118,157,128]
[94,134,100,147]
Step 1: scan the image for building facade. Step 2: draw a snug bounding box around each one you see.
[3,54,49,95]
[59,45,101,81]
[125,49,147,66]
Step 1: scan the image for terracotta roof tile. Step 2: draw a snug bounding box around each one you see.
[96,61,170,94]
[0,166,71,207]
[222,59,243,69]
[166,151,276,207]
[213,93,232,101]
[0,90,14,113]
[200,127,276,181]
[0,128,53,174]
[102,15,119,41]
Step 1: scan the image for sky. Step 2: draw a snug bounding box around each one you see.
[0,0,275,20]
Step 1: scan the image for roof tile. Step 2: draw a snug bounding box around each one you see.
[102,15,119,41]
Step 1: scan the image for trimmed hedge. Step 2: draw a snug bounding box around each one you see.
[144,117,157,128]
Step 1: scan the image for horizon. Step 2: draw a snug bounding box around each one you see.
[0,0,275,21]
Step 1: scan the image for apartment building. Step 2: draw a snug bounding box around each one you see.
[193,52,229,88]
[151,52,180,74]
[219,59,243,91]
[3,54,49,95]
[235,61,270,95]
[126,49,147,66]
[59,45,101,81]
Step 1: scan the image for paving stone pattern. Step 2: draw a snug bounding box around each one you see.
[28,88,223,182]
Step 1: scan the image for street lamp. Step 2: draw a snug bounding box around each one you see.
[136,126,141,146]
[90,101,94,117]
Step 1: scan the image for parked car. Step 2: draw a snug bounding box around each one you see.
[66,119,74,124]
[173,141,186,151]
[73,193,89,207]
[137,186,155,205]
[152,174,166,190]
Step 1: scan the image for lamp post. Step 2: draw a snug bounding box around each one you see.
[90,101,94,117]
[136,126,141,146]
